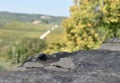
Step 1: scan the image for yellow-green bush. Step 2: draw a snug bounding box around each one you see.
[45,0,120,53]
[98,0,120,39]
[62,0,101,51]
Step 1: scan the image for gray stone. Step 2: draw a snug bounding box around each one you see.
[50,57,75,69]
[23,62,43,68]
[106,38,120,43]
[14,67,27,71]
[100,38,120,51]
[0,50,120,83]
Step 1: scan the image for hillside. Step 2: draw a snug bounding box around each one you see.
[0,11,65,42]
[0,11,65,70]
[0,21,63,44]
[0,11,66,25]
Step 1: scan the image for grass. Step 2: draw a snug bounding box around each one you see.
[0,22,61,42]
[1,21,52,32]
[0,21,63,41]
[0,56,12,71]
[0,21,63,70]
[0,28,41,41]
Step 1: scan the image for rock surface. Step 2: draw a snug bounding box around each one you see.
[100,38,120,51]
[0,50,120,83]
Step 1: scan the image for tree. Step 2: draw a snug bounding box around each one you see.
[62,0,101,51]
[45,0,120,53]
[98,0,120,39]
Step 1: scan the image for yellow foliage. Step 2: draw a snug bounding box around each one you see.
[45,0,120,53]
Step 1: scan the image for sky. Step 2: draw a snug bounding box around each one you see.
[0,0,73,17]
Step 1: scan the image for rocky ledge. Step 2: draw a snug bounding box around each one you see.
[0,50,120,83]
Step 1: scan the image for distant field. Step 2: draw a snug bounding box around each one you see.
[1,22,51,32]
[0,22,63,41]
[0,22,48,41]
[0,29,41,41]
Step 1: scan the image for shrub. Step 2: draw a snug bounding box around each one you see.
[7,37,47,64]
[46,0,120,53]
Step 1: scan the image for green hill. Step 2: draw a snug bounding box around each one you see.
[0,11,66,25]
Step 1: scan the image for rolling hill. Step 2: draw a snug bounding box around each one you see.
[0,11,66,25]
[0,11,65,48]
[0,11,65,41]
